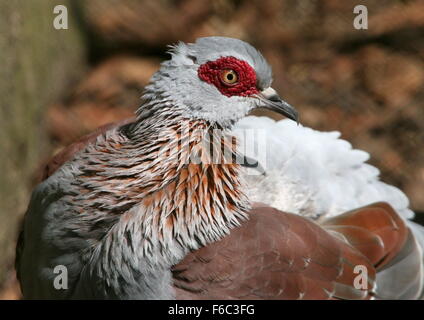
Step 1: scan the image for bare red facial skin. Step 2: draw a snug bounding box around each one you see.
[198,57,259,97]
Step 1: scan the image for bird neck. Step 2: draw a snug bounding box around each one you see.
[125,110,251,254]
[75,105,250,270]
[75,110,250,298]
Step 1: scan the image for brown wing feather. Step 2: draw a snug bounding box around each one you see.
[321,202,408,270]
[173,202,413,300]
[173,203,377,300]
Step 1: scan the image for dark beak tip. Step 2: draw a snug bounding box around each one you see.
[277,102,299,124]
[256,89,300,124]
[292,110,300,125]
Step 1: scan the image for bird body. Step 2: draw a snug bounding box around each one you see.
[16,37,424,299]
[19,115,249,299]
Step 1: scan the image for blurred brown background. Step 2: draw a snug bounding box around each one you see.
[0,0,423,299]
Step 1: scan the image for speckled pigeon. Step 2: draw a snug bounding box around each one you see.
[16,37,424,300]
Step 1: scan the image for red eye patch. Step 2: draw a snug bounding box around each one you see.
[198,57,259,97]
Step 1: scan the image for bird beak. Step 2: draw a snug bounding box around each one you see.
[254,87,299,123]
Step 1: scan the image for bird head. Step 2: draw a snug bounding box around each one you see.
[143,37,298,128]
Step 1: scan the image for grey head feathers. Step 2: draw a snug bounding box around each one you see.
[139,37,274,128]
[184,37,272,90]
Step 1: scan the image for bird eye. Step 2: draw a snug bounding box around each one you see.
[220,69,238,85]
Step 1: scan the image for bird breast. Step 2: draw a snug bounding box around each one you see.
[67,118,250,250]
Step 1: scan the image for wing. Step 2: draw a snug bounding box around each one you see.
[323,202,424,299]
[16,117,136,296]
[173,202,418,300]
[38,117,136,182]
[234,116,414,220]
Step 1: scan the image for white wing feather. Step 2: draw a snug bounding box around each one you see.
[233,116,414,220]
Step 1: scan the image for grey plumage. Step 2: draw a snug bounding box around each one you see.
[18,37,265,298]
[16,37,423,300]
